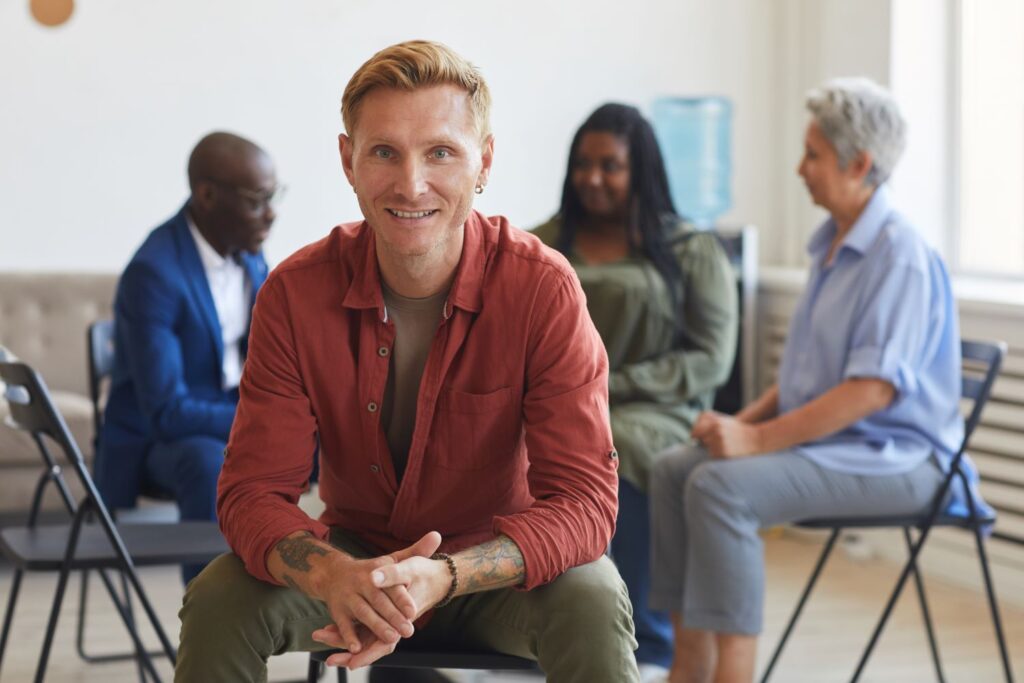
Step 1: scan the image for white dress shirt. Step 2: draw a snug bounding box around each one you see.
[187,216,251,390]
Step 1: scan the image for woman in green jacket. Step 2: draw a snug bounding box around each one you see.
[533,103,738,680]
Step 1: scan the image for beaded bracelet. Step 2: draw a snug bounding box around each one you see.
[431,552,458,608]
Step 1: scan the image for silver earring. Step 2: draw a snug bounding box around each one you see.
[475,185,484,195]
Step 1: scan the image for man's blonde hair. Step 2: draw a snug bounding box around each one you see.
[341,40,492,140]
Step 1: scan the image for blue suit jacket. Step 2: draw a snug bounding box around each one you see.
[97,205,268,509]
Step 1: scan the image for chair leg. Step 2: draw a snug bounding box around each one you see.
[35,512,164,682]
[851,521,941,683]
[973,526,1015,682]
[34,561,77,682]
[119,569,149,683]
[116,561,178,665]
[903,528,946,683]
[0,568,25,668]
[759,528,841,683]
[75,568,91,660]
[75,566,165,668]
[94,568,163,682]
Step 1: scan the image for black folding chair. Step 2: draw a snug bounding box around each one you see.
[75,319,180,669]
[761,339,1015,683]
[0,359,228,682]
[306,643,540,682]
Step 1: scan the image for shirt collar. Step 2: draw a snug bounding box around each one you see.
[806,184,893,259]
[186,213,233,271]
[341,210,489,318]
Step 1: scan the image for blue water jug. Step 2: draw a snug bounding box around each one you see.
[651,97,732,228]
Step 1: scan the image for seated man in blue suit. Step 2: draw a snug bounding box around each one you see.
[98,131,278,582]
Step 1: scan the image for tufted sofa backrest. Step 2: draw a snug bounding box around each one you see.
[0,273,117,395]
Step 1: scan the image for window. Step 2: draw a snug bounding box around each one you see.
[957,0,1024,276]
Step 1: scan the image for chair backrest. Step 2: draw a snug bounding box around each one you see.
[0,359,112,524]
[710,225,758,414]
[959,339,1007,448]
[87,319,115,444]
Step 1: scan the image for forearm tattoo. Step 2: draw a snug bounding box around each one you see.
[455,535,526,594]
[276,533,330,572]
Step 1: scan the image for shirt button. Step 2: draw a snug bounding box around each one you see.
[378,346,390,357]
[367,401,378,413]
[370,464,381,473]
[609,450,618,460]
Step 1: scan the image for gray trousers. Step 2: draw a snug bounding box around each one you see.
[648,445,945,635]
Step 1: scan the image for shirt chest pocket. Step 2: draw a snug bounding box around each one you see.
[429,386,521,471]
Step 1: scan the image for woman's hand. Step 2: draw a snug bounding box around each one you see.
[692,411,764,458]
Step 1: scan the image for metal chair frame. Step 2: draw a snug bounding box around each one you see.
[305,644,540,682]
[75,319,170,671]
[0,360,225,682]
[760,339,1015,683]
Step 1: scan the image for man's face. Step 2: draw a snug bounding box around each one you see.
[340,85,493,262]
[205,151,279,255]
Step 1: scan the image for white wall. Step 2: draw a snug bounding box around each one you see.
[0,0,779,272]
[772,0,893,266]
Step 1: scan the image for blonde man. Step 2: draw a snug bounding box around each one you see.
[175,41,639,682]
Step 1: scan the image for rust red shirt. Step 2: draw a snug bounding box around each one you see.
[217,211,618,589]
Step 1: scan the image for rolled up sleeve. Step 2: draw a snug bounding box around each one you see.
[843,260,930,402]
[492,270,618,590]
[217,276,327,585]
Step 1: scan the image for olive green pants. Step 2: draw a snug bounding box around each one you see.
[175,528,639,683]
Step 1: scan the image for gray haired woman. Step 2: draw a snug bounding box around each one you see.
[648,78,978,683]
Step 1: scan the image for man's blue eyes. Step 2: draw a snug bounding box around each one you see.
[372,149,451,159]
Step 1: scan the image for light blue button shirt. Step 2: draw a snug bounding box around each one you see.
[779,186,974,486]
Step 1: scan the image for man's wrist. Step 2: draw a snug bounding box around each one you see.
[431,553,458,607]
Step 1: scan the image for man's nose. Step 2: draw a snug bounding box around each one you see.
[394,158,428,199]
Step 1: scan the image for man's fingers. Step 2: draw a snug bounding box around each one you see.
[353,598,401,644]
[311,624,348,649]
[384,584,417,620]
[330,617,363,654]
[324,651,353,668]
[342,636,398,669]
[371,560,413,589]
[365,584,415,637]
[389,531,442,563]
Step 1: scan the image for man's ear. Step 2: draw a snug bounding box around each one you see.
[339,134,356,187]
[477,134,495,189]
[192,181,216,212]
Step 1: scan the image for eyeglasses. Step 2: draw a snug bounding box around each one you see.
[203,178,287,212]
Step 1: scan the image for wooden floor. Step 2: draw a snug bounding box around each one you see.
[0,532,1021,682]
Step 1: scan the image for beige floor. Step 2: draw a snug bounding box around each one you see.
[0,532,1021,682]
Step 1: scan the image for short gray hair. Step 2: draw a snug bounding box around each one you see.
[806,78,907,187]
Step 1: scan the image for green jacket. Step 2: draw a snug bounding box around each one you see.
[532,216,738,491]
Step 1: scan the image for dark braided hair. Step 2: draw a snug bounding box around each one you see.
[556,103,683,305]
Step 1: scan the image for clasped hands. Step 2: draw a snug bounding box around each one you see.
[691,410,763,458]
[312,531,453,669]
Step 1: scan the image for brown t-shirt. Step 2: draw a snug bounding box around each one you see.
[380,283,448,482]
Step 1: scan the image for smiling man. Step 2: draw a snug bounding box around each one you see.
[174,42,639,682]
[98,132,277,584]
